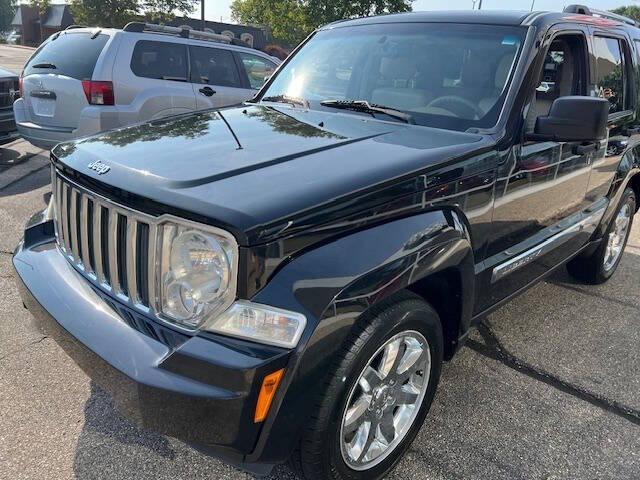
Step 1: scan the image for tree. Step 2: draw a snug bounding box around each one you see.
[231,0,309,46]
[306,0,413,27]
[70,0,139,28]
[610,5,640,22]
[140,0,198,23]
[0,0,16,33]
[231,0,413,46]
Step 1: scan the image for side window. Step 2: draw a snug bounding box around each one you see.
[593,36,626,114]
[189,46,241,88]
[529,35,586,123]
[130,41,188,81]
[237,52,277,89]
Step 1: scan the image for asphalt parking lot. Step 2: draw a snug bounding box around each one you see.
[1,44,639,479]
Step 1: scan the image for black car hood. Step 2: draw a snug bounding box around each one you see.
[53,105,494,245]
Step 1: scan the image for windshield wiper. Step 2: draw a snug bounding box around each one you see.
[31,62,57,69]
[261,94,308,108]
[320,99,414,124]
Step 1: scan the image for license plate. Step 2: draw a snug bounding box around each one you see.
[31,97,55,117]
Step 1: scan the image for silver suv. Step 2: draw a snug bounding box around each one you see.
[13,23,280,149]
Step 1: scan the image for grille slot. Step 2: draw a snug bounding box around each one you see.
[53,171,158,314]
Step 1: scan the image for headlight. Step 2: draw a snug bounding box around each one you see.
[156,219,306,348]
[158,222,237,330]
[205,301,307,349]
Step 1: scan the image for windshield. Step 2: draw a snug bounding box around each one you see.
[261,23,526,131]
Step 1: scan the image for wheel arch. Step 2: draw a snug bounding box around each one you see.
[248,207,476,464]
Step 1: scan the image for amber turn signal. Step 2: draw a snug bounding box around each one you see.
[254,368,285,423]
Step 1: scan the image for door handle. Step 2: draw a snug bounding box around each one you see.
[199,87,216,97]
[573,142,597,155]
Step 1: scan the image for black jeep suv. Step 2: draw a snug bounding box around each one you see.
[13,6,640,479]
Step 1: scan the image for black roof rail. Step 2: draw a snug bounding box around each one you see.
[563,4,639,27]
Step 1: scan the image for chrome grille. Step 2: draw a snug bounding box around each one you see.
[0,78,18,109]
[53,169,157,313]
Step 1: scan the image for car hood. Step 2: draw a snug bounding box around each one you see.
[52,105,494,245]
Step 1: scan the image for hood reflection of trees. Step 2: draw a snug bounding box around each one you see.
[79,112,217,148]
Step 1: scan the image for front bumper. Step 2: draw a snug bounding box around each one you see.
[13,227,290,475]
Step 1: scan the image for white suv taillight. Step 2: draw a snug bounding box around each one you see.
[81,80,114,105]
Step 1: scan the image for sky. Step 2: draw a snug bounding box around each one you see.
[193,0,639,23]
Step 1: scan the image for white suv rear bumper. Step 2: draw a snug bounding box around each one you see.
[14,99,121,150]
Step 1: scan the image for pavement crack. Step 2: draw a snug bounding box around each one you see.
[0,336,49,362]
[467,320,640,426]
[0,250,14,255]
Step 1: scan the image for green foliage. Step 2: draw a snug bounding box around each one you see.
[28,0,50,16]
[231,0,309,46]
[140,0,198,23]
[610,5,640,22]
[70,0,139,28]
[70,0,198,28]
[231,0,413,46]
[306,0,412,27]
[0,0,16,33]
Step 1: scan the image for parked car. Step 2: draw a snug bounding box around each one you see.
[4,30,21,45]
[13,6,640,479]
[13,23,280,150]
[0,67,19,145]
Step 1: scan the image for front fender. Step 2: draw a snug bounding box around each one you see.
[248,208,475,464]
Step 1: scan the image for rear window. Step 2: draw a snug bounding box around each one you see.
[130,41,188,81]
[24,32,109,80]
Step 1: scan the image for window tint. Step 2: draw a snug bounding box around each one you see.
[24,32,108,79]
[237,52,277,89]
[530,36,586,123]
[189,46,240,87]
[263,23,526,131]
[593,37,626,114]
[130,41,188,81]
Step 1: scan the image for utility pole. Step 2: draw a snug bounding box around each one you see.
[201,0,206,30]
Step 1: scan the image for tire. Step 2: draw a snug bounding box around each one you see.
[290,292,443,480]
[567,188,636,284]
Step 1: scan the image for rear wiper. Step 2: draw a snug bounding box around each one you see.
[320,99,414,124]
[261,94,308,108]
[31,62,57,69]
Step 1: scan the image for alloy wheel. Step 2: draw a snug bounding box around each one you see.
[340,330,431,471]
[603,202,632,272]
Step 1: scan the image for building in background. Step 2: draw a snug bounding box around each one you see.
[10,4,74,46]
[168,17,270,49]
[10,6,270,50]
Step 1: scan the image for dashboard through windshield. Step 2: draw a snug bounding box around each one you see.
[260,22,526,131]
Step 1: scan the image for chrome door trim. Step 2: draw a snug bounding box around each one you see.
[491,203,606,283]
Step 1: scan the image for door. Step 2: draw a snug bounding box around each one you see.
[586,34,636,204]
[21,31,109,129]
[478,30,598,311]
[127,39,196,120]
[189,45,251,109]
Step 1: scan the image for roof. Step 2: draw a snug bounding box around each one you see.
[322,10,537,29]
[42,5,74,28]
[321,9,640,31]
[11,4,74,28]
